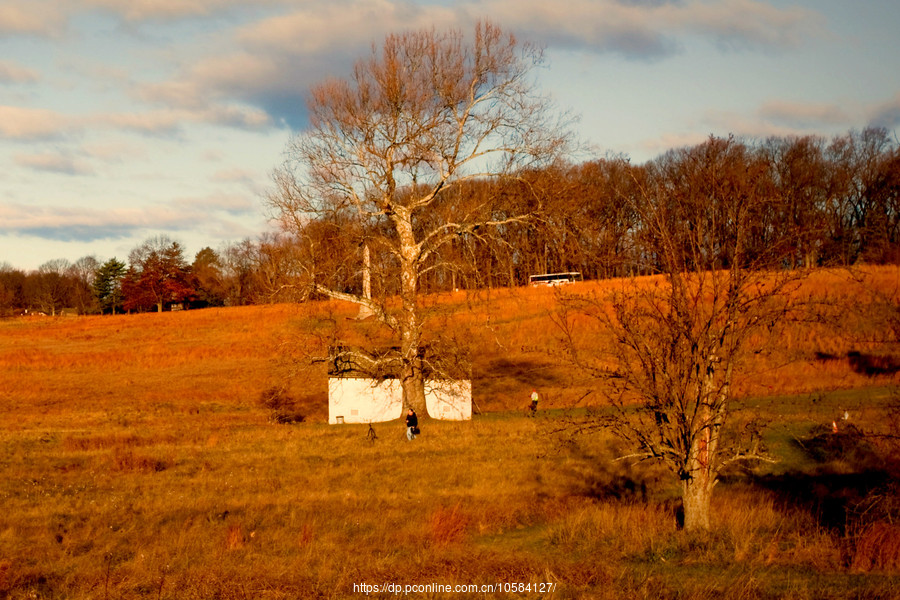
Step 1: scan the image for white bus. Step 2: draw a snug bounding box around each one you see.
[529,272,583,286]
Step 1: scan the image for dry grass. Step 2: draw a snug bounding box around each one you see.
[852,522,900,572]
[0,409,897,598]
[0,267,898,598]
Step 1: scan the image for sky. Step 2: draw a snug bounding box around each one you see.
[2,0,899,272]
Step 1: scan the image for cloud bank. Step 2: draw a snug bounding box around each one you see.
[1,0,895,270]
[0,195,260,243]
[100,0,829,133]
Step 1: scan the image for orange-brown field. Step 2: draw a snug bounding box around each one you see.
[0,267,898,598]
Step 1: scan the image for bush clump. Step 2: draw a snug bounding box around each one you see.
[258,387,305,424]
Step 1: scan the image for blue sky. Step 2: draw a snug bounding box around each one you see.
[1,0,899,271]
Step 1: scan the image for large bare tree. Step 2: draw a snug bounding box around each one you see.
[268,22,570,414]
[559,137,804,531]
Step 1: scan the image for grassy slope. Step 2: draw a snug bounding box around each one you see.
[0,267,898,598]
[2,266,898,426]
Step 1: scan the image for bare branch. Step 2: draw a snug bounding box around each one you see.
[312,284,399,331]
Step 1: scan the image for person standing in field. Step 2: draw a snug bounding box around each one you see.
[406,408,418,440]
[529,389,539,416]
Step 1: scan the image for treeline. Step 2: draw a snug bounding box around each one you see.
[0,234,309,316]
[2,128,898,316]
[509,127,900,283]
[528,128,900,281]
[302,128,900,297]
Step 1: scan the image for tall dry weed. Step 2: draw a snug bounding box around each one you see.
[225,523,246,551]
[714,487,843,569]
[428,504,470,546]
[852,521,900,572]
[0,559,10,594]
[715,491,776,562]
[548,500,675,558]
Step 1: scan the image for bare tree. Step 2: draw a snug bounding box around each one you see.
[68,255,100,315]
[0,263,25,316]
[268,22,571,414]
[32,259,73,316]
[760,135,829,269]
[558,136,804,531]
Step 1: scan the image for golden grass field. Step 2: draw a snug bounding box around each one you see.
[1,267,899,598]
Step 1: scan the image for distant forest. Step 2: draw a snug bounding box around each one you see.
[2,128,898,316]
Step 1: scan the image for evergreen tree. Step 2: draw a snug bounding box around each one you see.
[93,258,126,314]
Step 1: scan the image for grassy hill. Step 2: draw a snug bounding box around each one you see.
[2,266,898,426]
[0,266,898,598]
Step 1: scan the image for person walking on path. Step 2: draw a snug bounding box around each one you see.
[406,408,419,440]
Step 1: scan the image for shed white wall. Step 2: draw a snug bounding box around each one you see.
[425,380,472,420]
[328,378,402,424]
[328,378,472,424]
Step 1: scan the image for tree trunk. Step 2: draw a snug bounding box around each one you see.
[681,360,727,532]
[681,471,713,531]
[399,320,427,415]
[401,358,426,414]
[397,217,428,416]
[681,440,715,532]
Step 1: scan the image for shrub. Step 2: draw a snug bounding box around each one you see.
[258,386,305,424]
[801,423,880,468]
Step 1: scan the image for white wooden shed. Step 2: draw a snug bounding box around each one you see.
[328,378,472,424]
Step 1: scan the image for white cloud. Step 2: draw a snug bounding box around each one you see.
[204,104,273,129]
[759,101,851,129]
[0,103,272,143]
[699,96,890,141]
[82,0,281,21]
[82,140,147,163]
[0,60,39,83]
[0,2,67,36]
[680,0,823,50]
[0,203,159,239]
[99,111,184,135]
[136,80,209,111]
[455,0,823,57]
[201,0,824,128]
[699,106,852,142]
[869,93,900,129]
[89,0,826,140]
[14,153,95,175]
[211,167,259,184]
[0,193,259,243]
[237,0,454,54]
[0,106,71,140]
[228,0,821,59]
[186,192,257,213]
[97,107,271,134]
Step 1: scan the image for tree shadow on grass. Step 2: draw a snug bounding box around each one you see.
[746,425,898,534]
[815,351,900,376]
[476,358,567,404]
